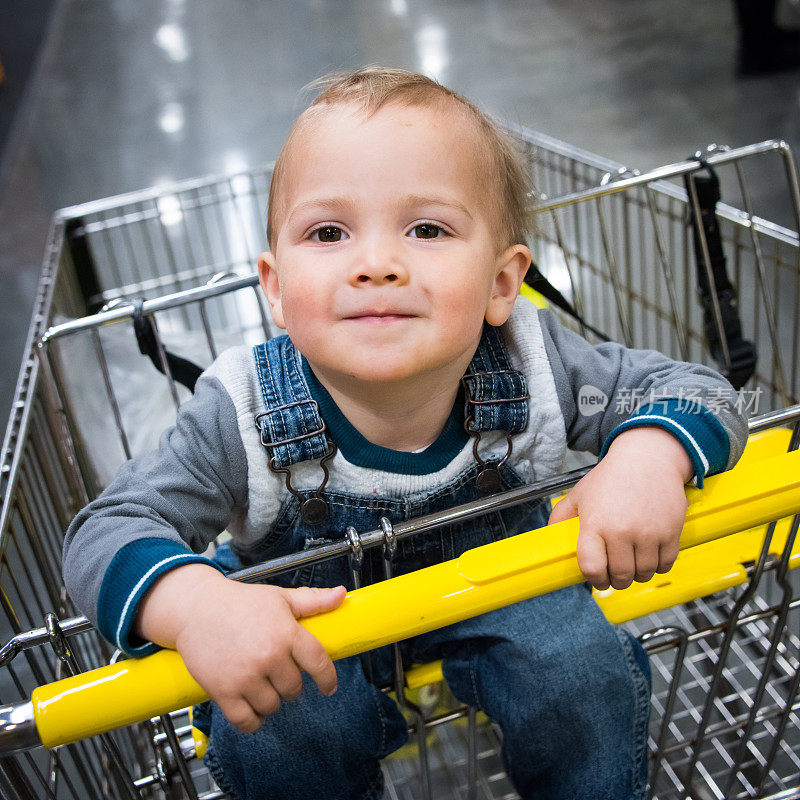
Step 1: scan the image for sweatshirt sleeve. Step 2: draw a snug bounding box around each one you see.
[62,373,249,655]
[537,309,749,485]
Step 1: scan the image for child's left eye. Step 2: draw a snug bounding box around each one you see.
[310,225,347,243]
[409,223,446,239]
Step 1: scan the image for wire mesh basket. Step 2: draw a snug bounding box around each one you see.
[1,125,799,799]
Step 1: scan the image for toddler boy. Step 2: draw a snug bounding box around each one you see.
[64,67,747,800]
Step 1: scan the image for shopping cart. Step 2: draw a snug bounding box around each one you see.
[1,127,799,800]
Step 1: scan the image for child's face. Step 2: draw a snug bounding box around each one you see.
[259,102,529,391]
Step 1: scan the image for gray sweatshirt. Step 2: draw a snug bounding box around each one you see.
[62,299,748,655]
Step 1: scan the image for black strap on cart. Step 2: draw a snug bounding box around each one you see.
[683,163,757,389]
[65,217,104,315]
[63,216,205,391]
[132,300,203,392]
[523,262,609,342]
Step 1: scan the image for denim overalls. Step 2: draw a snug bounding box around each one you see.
[199,327,651,800]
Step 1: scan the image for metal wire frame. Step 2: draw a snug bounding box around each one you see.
[0,220,149,800]
[1,129,799,798]
[525,137,800,409]
[630,583,800,799]
[0,407,798,799]
[25,141,799,512]
[46,131,800,381]
[55,166,274,309]
[28,138,800,441]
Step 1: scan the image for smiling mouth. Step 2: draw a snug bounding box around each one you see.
[345,312,415,321]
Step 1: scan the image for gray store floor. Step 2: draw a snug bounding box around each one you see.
[1,0,799,426]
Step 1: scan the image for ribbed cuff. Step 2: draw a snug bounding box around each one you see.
[97,537,224,656]
[600,399,730,488]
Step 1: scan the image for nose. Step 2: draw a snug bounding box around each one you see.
[350,240,409,286]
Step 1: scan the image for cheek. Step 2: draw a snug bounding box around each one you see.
[279,288,305,320]
[435,292,491,353]
[278,284,327,339]
[438,276,493,321]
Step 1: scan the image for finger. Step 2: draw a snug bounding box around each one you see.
[656,540,679,574]
[605,536,636,591]
[292,628,338,696]
[634,539,660,583]
[244,679,282,718]
[284,585,347,619]
[548,492,578,525]
[268,659,305,702]
[576,530,610,590]
[220,697,266,734]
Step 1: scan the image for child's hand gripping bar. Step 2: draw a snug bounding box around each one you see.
[1,448,799,755]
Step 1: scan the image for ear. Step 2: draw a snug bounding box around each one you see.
[485,244,531,327]
[257,251,286,330]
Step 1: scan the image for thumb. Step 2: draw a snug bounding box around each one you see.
[283,585,347,619]
[548,492,578,525]
[576,529,610,591]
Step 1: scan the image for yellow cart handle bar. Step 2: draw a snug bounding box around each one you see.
[1,448,799,755]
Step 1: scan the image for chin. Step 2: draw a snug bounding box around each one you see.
[349,365,419,384]
[337,353,428,382]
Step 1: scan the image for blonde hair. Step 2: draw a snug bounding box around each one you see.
[266,66,532,249]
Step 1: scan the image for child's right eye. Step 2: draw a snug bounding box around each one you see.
[310,226,346,243]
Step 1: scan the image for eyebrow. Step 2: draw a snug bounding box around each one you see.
[286,194,474,224]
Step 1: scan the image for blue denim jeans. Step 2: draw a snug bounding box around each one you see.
[198,483,651,800]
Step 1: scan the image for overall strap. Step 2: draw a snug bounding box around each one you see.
[462,324,529,435]
[252,337,331,469]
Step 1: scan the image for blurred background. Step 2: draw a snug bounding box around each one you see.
[1,0,799,426]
